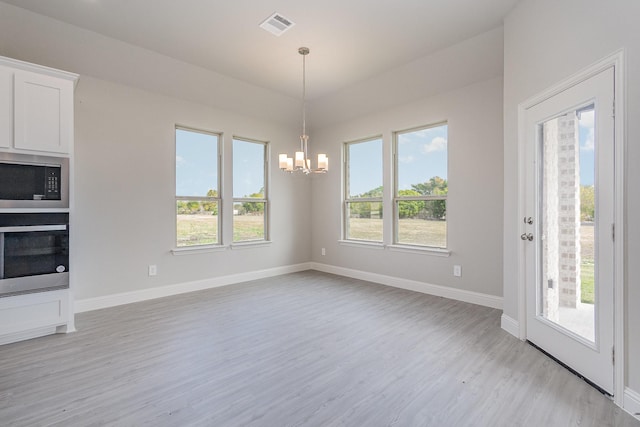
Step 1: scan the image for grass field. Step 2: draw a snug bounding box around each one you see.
[349,218,595,303]
[580,224,594,304]
[177,214,264,246]
[347,218,446,247]
[179,214,595,303]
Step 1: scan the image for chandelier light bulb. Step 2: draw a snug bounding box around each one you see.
[278,47,328,174]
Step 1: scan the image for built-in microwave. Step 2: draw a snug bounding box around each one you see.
[0,152,69,209]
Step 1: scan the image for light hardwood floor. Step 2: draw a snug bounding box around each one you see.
[1,271,638,426]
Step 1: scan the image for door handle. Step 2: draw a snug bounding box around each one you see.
[523,217,533,225]
[520,233,534,241]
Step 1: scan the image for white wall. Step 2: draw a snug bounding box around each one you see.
[0,2,313,302]
[310,27,504,128]
[503,0,640,396]
[311,77,504,299]
[72,76,311,300]
[0,2,299,127]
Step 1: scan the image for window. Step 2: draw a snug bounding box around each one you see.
[175,127,221,247]
[344,137,383,242]
[233,138,268,242]
[394,123,448,248]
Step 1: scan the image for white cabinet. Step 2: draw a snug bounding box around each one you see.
[0,56,77,155]
[0,65,12,149]
[0,55,77,345]
[14,70,74,154]
[0,289,73,345]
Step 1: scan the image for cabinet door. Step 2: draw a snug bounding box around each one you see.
[14,70,73,154]
[0,65,12,149]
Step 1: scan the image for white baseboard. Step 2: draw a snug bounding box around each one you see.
[75,262,312,313]
[0,326,57,346]
[624,387,640,420]
[500,314,520,338]
[309,262,503,309]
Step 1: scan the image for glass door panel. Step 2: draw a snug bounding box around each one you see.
[538,104,596,343]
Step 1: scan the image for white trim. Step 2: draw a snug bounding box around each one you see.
[338,240,384,249]
[0,55,79,85]
[0,326,57,346]
[230,241,272,249]
[612,49,626,407]
[74,262,312,313]
[310,262,502,309]
[623,388,640,420]
[516,50,626,402]
[500,314,520,338]
[171,245,228,255]
[386,244,451,257]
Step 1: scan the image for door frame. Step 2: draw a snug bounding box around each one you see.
[516,50,625,404]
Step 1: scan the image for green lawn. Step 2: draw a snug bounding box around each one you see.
[177,214,264,246]
[347,218,446,247]
[179,215,595,304]
[581,261,594,304]
[233,215,265,241]
[580,224,594,304]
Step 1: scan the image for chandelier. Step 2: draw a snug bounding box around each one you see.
[278,47,328,174]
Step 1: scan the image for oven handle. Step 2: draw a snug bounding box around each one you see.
[0,224,67,233]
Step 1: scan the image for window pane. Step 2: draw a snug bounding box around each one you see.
[397,124,448,194]
[176,200,218,246]
[397,200,446,247]
[176,129,218,197]
[233,139,265,198]
[348,138,383,198]
[346,201,383,241]
[234,203,265,241]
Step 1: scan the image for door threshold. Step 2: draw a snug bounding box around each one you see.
[527,340,612,398]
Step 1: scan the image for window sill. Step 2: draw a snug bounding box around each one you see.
[171,245,228,256]
[387,244,451,257]
[338,240,385,250]
[231,240,272,250]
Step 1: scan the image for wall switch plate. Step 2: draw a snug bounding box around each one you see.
[321,248,326,256]
[148,265,157,276]
[453,265,462,277]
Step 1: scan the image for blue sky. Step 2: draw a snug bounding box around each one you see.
[232,139,264,197]
[348,138,383,196]
[175,128,218,197]
[397,125,448,191]
[578,108,595,186]
[177,113,588,199]
[348,125,448,196]
[176,130,265,197]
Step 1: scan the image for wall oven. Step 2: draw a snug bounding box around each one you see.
[0,213,69,297]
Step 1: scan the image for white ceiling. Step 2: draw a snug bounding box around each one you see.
[1,0,519,100]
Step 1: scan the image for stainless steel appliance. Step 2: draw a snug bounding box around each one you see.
[0,213,69,297]
[0,152,69,209]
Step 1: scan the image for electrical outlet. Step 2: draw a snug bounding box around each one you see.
[148,265,157,276]
[321,248,326,256]
[453,265,462,277]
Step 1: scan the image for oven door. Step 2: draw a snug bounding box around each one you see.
[0,224,69,296]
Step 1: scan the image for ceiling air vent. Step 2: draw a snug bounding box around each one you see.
[259,12,295,36]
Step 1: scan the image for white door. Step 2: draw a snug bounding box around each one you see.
[523,67,615,394]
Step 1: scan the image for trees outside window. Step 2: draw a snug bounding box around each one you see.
[175,127,221,247]
[394,123,448,248]
[233,138,268,242]
[344,137,384,242]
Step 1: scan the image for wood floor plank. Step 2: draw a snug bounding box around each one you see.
[0,271,638,426]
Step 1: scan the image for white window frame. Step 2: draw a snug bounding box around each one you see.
[232,137,269,244]
[174,125,222,250]
[343,136,384,243]
[393,122,448,249]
